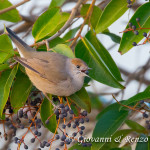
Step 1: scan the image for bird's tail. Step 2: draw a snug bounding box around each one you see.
[6,27,35,58]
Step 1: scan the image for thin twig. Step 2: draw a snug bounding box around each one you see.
[0,0,30,15]
[70,0,96,48]
[33,0,84,48]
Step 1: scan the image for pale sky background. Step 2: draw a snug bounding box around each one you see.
[0,0,149,149]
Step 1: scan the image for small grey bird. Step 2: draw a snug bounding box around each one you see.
[6,27,89,100]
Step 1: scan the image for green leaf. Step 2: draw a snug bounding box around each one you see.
[0,65,18,118]
[75,31,124,89]
[32,7,69,41]
[69,87,91,113]
[135,134,149,150]
[52,44,74,58]
[95,0,128,33]
[69,143,91,150]
[101,129,134,150]
[0,0,21,22]
[0,64,9,71]
[81,4,102,29]
[10,69,32,113]
[37,37,65,51]
[40,97,57,133]
[120,86,150,109]
[119,2,150,54]
[0,34,14,63]
[63,26,80,44]
[92,103,128,150]
[102,31,121,44]
[49,0,65,8]
[125,120,147,133]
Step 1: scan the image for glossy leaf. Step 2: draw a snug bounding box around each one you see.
[69,87,91,113]
[40,97,57,133]
[75,31,124,89]
[95,0,128,33]
[63,26,80,44]
[102,31,121,44]
[32,7,69,41]
[0,0,21,22]
[0,34,14,63]
[120,86,150,109]
[81,4,102,29]
[49,0,65,8]
[0,64,9,71]
[135,134,149,150]
[52,44,74,58]
[119,2,150,54]
[69,143,91,150]
[37,37,65,51]
[125,120,147,133]
[0,65,18,118]
[101,129,134,150]
[10,69,32,113]
[92,103,128,150]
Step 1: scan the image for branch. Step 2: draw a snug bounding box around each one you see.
[70,0,96,48]
[119,67,150,85]
[0,0,30,15]
[33,0,85,48]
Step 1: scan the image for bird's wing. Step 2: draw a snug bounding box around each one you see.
[14,53,69,83]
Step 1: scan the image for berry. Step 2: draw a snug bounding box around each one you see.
[129,22,132,27]
[54,109,59,115]
[82,111,87,116]
[36,119,41,123]
[20,125,24,129]
[134,30,139,35]
[37,124,41,129]
[5,118,9,121]
[143,32,147,37]
[82,143,87,147]
[60,142,64,146]
[72,132,77,137]
[55,148,60,150]
[24,145,28,149]
[59,104,64,108]
[40,143,44,148]
[140,100,144,104]
[127,4,132,8]
[132,42,137,46]
[85,118,89,122]
[136,18,140,22]
[143,112,148,118]
[59,114,64,119]
[80,126,85,130]
[127,0,131,4]
[132,25,136,30]
[79,130,83,135]
[69,110,74,114]
[31,138,35,143]
[87,143,92,147]
[19,110,23,118]
[61,108,65,114]
[146,120,150,124]
[66,139,71,145]
[65,106,69,111]
[79,118,84,124]
[79,136,84,141]
[34,130,38,135]
[45,142,50,147]
[61,135,66,141]
[37,132,41,136]
[55,134,60,140]
[62,124,66,129]
[67,123,71,127]
[72,124,76,128]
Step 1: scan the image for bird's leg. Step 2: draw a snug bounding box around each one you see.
[44,93,57,110]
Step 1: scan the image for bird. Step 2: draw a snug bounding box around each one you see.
[6,27,90,106]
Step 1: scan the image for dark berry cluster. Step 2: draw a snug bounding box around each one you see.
[0,91,91,150]
[44,103,91,150]
[127,0,132,8]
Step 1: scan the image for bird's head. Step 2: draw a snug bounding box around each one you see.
[70,58,90,77]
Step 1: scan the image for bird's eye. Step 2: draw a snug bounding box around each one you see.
[76,65,80,69]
